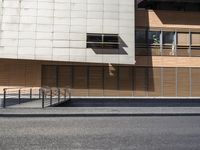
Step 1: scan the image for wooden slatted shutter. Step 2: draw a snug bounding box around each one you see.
[163,68,176,97]
[103,66,118,97]
[118,66,132,96]
[148,67,161,97]
[88,66,103,96]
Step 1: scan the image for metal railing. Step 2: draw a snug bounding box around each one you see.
[2,87,71,108]
[2,87,40,108]
[40,87,71,108]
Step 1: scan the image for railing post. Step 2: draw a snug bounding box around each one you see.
[39,89,41,99]
[30,89,32,100]
[58,89,60,103]
[68,88,71,99]
[18,89,21,104]
[42,90,45,108]
[64,89,67,101]
[3,89,6,108]
[50,89,52,106]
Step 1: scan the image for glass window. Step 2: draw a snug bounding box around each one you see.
[104,35,118,43]
[87,34,102,42]
[135,30,146,45]
[87,33,119,49]
[148,31,160,45]
[163,32,175,45]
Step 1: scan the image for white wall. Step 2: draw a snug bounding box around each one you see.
[0,0,135,65]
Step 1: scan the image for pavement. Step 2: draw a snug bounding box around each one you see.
[1,107,200,117]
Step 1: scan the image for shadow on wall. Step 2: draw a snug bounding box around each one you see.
[135,5,155,93]
[91,37,128,55]
[154,10,200,25]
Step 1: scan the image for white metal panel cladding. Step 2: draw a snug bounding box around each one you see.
[0,0,135,65]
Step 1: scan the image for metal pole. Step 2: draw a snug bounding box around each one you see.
[3,89,6,108]
[42,90,45,108]
[18,89,21,104]
[39,89,41,99]
[58,89,60,103]
[50,89,52,106]
[64,89,67,101]
[30,89,32,100]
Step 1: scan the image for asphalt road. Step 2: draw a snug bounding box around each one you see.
[0,116,200,150]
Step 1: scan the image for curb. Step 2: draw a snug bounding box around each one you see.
[1,113,200,117]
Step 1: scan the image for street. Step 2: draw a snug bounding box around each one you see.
[0,116,200,150]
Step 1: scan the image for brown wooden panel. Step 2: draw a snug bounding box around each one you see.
[104,66,118,97]
[177,68,190,97]
[191,68,200,97]
[58,66,71,88]
[118,66,132,96]
[135,47,148,56]
[0,63,9,86]
[177,33,188,46]
[72,66,88,96]
[162,47,176,56]
[163,68,176,97]
[177,47,189,57]
[25,63,41,87]
[88,66,103,96]
[134,67,146,96]
[191,48,200,57]
[148,67,161,97]
[192,33,200,46]
[149,47,161,56]
[42,66,57,87]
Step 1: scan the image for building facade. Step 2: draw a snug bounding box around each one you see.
[0,0,200,97]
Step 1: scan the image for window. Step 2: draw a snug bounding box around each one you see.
[135,29,148,55]
[148,31,161,56]
[163,32,175,45]
[191,32,200,57]
[87,33,119,49]
[148,31,160,45]
[135,30,146,46]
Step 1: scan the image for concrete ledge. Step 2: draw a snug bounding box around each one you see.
[1,107,200,117]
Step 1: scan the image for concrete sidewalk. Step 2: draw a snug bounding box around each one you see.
[1,107,200,117]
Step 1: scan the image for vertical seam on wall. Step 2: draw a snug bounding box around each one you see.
[190,67,192,97]
[69,0,72,60]
[87,66,89,97]
[161,67,163,96]
[132,67,134,97]
[145,67,148,97]
[189,30,191,57]
[34,0,38,60]
[71,65,73,89]
[52,0,55,60]
[17,0,21,59]
[117,66,119,96]
[102,66,105,97]
[176,67,178,97]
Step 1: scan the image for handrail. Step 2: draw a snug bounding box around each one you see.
[2,87,41,108]
[39,87,71,108]
[2,87,70,108]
